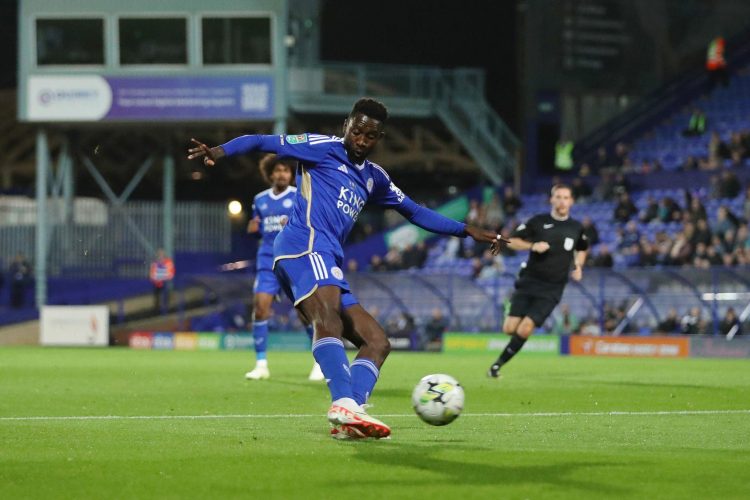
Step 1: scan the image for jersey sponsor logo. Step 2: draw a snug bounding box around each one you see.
[366,178,374,193]
[564,237,574,251]
[263,214,288,233]
[285,134,308,144]
[337,186,365,221]
[338,164,349,174]
[389,182,405,203]
[544,223,554,229]
[331,266,344,280]
[282,199,293,208]
[260,203,268,210]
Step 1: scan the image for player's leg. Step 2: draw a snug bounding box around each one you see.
[488,291,533,377]
[296,309,324,381]
[245,269,279,380]
[341,301,391,406]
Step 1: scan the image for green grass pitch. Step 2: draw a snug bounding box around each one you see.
[1,347,749,499]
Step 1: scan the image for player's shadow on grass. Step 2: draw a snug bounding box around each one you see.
[346,442,632,495]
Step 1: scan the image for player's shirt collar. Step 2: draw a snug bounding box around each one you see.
[268,186,295,200]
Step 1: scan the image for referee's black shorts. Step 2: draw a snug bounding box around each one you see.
[507,279,564,326]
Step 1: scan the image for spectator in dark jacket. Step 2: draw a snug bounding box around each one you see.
[657,308,680,333]
[614,192,638,223]
[719,307,742,337]
[581,216,599,246]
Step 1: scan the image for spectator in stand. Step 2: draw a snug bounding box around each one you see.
[466,199,483,226]
[681,307,705,335]
[692,218,712,246]
[638,237,658,266]
[592,147,609,170]
[718,170,742,199]
[484,193,504,230]
[552,304,580,335]
[657,308,680,333]
[423,308,449,344]
[594,171,617,201]
[728,132,747,160]
[681,156,699,171]
[8,253,32,309]
[476,249,505,279]
[744,186,750,222]
[384,246,404,270]
[591,244,614,268]
[654,231,673,265]
[669,224,695,265]
[571,177,592,202]
[401,242,427,269]
[612,142,629,169]
[693,242,711,268]
[640,195,659,223]
[470,257,483,279]
[707,132,729,169]
[502,186,522,218]
[682,108,707,137]
[435,237,461,263]
[706,35,729,89]
[714,206,739,239]
[705,241,723,266]
[347,259,359,273]
[614,192,638,223]
[687,196,708,223]
[581,216,599,246]
[149,249,174,314]
[369,254,387,272]
[719,307,742,337]
[657,197,682,223]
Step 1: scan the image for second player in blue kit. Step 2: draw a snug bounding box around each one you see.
[189,98,506,439]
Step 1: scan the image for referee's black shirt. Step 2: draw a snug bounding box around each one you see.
[512,213,589,286]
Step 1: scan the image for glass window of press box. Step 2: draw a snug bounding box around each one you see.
[202,17,272,65]
[36,18,104,66]
[119,18,187,65]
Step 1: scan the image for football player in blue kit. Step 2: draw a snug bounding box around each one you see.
[244,154,324,382]
[189,98,506,439]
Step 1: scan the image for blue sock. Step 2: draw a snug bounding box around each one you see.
[305,324,315,343]
[351,358,379,405]
[312,337,353,401]
[253,320,268,361]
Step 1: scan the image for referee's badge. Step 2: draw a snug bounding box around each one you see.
[564,237,574,251]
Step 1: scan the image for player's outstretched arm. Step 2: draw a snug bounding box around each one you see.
[187,138,225,166]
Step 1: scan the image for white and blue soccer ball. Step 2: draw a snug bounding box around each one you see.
[411,374,464,426]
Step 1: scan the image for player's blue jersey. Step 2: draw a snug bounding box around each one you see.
[254,134,405,264]
[221,132,467,265]
[252,186,297,271]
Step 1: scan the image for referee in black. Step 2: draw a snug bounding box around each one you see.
[488,183,589,377]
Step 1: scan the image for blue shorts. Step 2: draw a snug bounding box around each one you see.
[253,269,281,296]
[274,251,358,308]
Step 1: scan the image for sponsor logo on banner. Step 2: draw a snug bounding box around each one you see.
[28,75,113,121]
[568,335,689,358]
[174,332,198,350]
[222,333,255,350]
[197,333,221,351]
[129,332,153,349]
[443,333,559,354]
[40,305,109,346]
[152,332,175,350]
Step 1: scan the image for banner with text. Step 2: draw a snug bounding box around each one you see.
[27,75,274,122]
[443,333,559,355]
[566,335,690,358]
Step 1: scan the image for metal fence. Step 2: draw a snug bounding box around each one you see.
[0,199,231,277]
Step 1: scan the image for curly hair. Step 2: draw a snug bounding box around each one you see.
[259,154,296,186]
[349,97,388,123]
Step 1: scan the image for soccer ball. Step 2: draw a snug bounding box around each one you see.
[411,374,465,426]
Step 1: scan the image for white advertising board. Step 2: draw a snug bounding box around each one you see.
[40,306,109,346]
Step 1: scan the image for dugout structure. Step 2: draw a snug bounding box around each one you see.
[18,0,290,307]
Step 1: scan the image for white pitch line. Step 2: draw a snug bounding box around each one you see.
[0,409,749,422]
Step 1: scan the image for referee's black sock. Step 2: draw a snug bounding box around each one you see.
[493,334,528,369]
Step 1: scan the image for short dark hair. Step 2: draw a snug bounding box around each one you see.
[349,97,388,123]
[259,154,295,185]
[551,183,573,197]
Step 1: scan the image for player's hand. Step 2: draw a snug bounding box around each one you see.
[571,265,583,282]
[465,225,510,255]
[247,216,261,234]
[531,241,550,253]
[187,138,223,167]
